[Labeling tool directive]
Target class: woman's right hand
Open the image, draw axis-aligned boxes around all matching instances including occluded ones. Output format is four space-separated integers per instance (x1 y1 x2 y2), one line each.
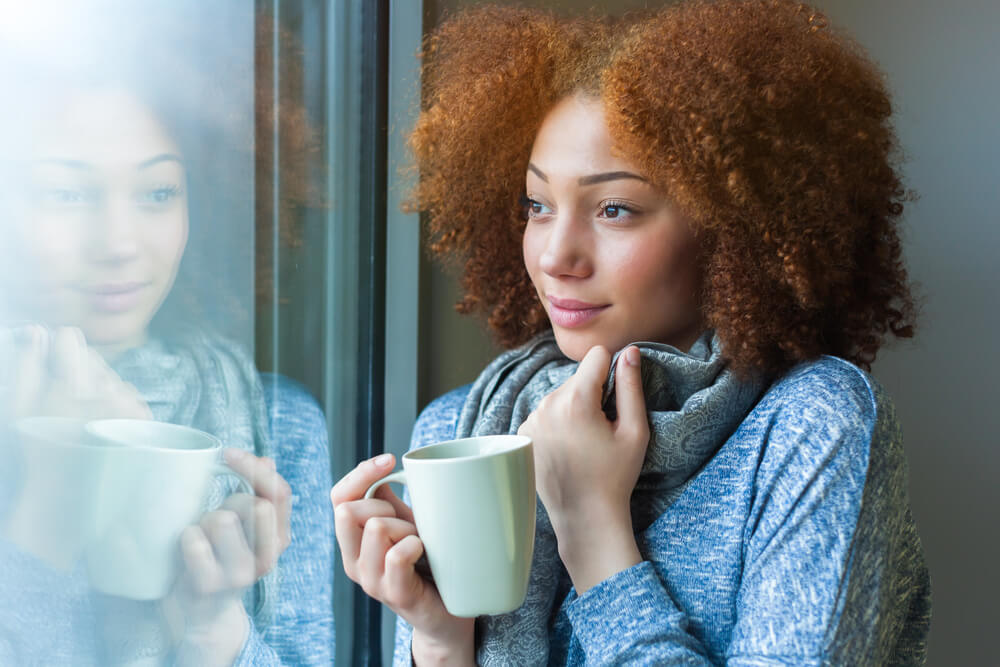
1 325 151 421
331 455 475 666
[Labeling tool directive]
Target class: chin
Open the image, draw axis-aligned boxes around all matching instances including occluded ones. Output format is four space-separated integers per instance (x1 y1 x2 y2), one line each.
551 329 620 363
81 318 147 349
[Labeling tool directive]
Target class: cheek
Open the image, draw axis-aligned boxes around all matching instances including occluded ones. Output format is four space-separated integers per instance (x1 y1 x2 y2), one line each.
149 210 189 270
522 226 543 287
614 233 698 304
18 215 89 279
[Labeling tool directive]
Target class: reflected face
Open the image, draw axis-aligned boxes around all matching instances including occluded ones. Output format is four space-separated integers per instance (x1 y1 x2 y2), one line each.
523 95 702 362
11 89 188 349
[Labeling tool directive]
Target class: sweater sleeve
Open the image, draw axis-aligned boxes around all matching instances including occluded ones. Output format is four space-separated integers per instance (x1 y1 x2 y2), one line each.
392 386 469 667
562 361 929 665
233 374 336 666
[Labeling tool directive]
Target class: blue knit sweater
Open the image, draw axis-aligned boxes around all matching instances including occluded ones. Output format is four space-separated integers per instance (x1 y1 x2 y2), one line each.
0 375 335 665
394 356 931 665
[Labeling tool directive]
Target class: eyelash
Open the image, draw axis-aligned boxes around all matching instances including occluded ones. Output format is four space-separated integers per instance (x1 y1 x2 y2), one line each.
522 195 551 219
597 199 637 220
139 184 182 205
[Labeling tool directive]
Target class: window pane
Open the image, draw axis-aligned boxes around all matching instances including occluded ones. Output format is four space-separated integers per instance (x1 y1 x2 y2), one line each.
0 1 386 663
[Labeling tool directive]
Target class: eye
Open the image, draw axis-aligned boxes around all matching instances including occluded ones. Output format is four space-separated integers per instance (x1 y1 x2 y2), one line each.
522 196 552 219
38 188 94 206
598 200 636 220
138 185 182 205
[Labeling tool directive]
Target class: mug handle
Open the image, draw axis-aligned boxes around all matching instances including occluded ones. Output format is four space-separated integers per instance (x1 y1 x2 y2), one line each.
210 463 254 496
362 471 433 579
364 471 407 499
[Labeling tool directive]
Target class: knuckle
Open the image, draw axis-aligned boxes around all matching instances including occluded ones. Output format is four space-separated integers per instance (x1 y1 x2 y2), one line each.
366 516 390 537
253 497 276 522
205 509 241 535
275 478 293 504
231 562 257 589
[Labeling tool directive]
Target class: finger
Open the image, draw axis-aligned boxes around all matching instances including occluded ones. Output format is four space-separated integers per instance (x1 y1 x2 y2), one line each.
114 381 153 419
372 483 414 524
383 534 429 610
333 498 400 578
223 449 284 499
179 525 226 595
200 509 256 590
49 327 89 396
614 346 649 444
222 493 282 576
573 345 613 402
9 325 48 417
357 516 418 592
223 449 292 541
330 453 396 506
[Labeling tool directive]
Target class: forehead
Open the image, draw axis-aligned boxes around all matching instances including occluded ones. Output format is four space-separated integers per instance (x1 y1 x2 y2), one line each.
28 89 180 168
528 95 636 178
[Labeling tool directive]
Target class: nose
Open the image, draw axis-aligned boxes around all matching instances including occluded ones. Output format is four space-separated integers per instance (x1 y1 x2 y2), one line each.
87 194 140 263
538 212 593 279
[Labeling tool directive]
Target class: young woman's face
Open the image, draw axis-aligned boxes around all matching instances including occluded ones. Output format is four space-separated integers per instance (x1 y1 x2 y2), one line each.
10 89 188 352
523 95 702 362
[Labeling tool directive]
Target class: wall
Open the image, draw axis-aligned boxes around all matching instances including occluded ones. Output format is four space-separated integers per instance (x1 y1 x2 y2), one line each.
821 1 1000 663
417 0 1000 662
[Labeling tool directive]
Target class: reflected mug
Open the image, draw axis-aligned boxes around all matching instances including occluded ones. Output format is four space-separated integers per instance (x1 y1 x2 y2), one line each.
81 419 252 600
365 434 535 617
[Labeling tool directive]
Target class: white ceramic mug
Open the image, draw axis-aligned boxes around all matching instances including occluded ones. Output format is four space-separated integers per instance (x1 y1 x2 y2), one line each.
365 434 535 617
5 417 105 571
81 419 252 600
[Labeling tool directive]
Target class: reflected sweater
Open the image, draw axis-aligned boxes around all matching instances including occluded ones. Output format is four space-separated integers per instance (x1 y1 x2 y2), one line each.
0 375 335 666
394 357 931 665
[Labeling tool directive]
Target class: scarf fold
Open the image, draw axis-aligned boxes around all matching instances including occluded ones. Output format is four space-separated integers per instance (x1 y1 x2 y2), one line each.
457 331 767 666
98 330 276 665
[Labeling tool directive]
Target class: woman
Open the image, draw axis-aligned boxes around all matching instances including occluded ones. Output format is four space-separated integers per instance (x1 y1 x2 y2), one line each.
333 1 931 665
0 8 333 666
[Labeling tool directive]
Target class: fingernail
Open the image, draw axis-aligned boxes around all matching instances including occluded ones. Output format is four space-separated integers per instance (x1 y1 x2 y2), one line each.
625 346 640 366
374 453 393 468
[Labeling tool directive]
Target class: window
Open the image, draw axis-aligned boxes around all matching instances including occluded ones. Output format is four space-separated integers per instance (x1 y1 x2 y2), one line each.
0 0 418 663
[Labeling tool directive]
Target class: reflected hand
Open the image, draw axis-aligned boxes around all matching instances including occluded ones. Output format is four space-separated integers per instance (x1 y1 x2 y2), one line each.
332 455 475 665
163 449 292 667
1 325 150 421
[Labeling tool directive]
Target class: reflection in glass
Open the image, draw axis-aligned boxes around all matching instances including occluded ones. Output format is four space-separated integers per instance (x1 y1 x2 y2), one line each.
0 2 334 664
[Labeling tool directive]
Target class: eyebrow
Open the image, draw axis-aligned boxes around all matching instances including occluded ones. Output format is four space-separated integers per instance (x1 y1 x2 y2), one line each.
527 162 647 186
36 159 93 171
137 153 184 169
34 154 184 170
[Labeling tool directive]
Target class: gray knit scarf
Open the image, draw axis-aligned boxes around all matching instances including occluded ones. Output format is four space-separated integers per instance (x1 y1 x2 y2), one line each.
457 331 767 666
96 330 275 665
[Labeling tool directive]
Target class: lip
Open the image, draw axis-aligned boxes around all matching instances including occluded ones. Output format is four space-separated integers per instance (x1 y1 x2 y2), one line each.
546 295 609 328
83 282 151 314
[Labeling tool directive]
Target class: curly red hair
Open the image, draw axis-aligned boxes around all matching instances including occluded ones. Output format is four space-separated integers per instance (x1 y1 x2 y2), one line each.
408 0 916 375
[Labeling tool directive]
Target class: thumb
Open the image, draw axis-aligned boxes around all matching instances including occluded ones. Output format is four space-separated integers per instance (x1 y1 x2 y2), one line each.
614 346 648 442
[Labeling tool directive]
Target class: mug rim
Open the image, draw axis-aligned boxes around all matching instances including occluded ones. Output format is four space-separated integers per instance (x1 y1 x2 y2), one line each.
13 415 107 448
402 434 531 464
84 418 222 452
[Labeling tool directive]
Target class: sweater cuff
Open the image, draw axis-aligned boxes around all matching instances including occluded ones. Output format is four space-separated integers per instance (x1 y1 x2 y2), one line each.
564 561 687 662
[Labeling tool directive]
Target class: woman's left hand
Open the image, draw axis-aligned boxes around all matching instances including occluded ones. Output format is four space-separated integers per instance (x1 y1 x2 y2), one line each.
162 448 293 667
517 345 649 594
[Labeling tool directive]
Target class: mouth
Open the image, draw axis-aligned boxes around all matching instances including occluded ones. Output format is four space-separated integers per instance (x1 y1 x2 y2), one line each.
546 296 610 329
83 282 152 314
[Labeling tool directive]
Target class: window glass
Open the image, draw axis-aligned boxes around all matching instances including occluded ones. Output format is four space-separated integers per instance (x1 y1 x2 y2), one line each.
0 1 397 663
